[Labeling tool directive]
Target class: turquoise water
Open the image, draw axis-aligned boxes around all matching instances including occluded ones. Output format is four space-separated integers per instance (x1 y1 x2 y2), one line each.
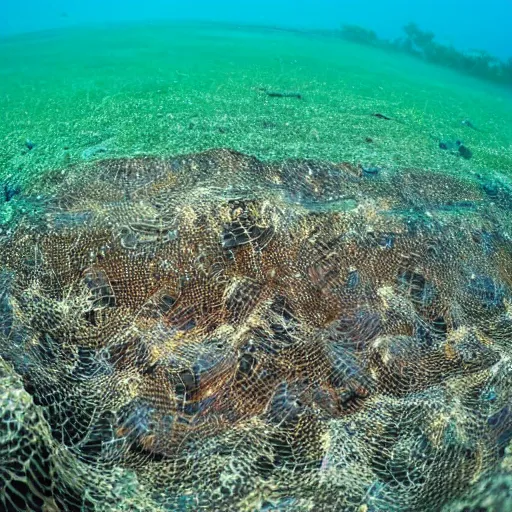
3 1 512 59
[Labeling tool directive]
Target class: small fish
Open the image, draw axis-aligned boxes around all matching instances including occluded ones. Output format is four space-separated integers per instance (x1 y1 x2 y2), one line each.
265 91 302 99
461 119 480 131
438 139 472 159
362 166 381 176
372 113 391 120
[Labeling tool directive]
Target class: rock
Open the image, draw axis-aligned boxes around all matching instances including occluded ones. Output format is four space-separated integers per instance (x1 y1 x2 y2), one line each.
483 181 499 197
458 144 472 159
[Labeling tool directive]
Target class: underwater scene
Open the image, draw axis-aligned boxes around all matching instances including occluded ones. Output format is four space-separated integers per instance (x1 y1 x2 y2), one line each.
1 1 512 511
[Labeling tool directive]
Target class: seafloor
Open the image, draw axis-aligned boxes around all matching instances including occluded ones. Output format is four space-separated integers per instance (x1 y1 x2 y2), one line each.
1 21 512 512
1 22 512 189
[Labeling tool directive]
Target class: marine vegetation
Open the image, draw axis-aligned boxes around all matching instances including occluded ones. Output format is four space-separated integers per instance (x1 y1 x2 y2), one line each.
340 22 512 88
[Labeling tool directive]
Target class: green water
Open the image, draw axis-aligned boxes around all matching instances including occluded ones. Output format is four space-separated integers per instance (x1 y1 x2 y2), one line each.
2 22 512 188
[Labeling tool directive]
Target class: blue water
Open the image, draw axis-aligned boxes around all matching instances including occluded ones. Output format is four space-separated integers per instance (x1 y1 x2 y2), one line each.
2 0 511 60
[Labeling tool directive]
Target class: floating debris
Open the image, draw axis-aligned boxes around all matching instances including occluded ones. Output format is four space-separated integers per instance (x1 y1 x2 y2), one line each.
25 139 35 150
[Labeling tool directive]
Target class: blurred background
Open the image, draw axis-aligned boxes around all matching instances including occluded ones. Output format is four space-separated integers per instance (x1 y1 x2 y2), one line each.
2 0 511 59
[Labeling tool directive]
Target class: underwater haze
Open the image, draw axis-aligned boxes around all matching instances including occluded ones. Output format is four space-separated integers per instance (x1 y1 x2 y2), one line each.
1 1 512 512
2 0 512 59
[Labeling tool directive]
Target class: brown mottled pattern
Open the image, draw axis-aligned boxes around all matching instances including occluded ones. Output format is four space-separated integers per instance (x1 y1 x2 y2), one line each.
0 149 511 511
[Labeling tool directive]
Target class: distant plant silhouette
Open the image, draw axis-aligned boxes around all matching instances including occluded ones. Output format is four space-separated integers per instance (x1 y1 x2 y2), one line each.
339 25 379 46
340 22 512 88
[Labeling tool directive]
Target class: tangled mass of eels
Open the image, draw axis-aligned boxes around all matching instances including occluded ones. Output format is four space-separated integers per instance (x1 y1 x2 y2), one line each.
0 148 511 511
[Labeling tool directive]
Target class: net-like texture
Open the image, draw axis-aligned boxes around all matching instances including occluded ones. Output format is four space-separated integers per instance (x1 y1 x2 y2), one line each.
1 148 511 511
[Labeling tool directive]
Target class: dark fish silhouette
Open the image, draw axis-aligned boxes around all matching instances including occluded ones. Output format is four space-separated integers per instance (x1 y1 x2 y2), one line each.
256 87 302 99
462 119 480 131
362 166 381 176
265 91 302 99
438 139 472 159
372 113 391 120
458 144 472 159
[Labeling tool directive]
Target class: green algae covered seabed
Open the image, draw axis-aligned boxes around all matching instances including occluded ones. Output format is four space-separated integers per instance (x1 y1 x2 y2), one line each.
1 22 512 194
